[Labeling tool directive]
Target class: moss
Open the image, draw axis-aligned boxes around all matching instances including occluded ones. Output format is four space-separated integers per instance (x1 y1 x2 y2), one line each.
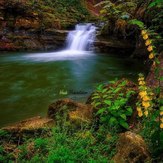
2 0 91 32
0 127 117 162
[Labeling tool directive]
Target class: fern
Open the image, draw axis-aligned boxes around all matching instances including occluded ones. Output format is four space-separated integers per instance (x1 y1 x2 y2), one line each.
128 19 145 29
148 0 163 8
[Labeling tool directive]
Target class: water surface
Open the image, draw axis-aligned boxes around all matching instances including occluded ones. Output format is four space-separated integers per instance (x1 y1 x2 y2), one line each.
0 51 144 127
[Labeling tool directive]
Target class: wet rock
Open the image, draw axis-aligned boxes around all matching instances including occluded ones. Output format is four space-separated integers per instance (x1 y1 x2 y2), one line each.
44 29 69 36
95 37 135 49
15 18 40 29
131 36 148 59
113 131 151 163
23 39 42 50
0 42 20 51
94 36 135 54
2 116 54 133
48 98 93 126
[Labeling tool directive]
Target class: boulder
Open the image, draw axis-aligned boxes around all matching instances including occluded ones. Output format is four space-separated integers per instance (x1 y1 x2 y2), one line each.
2 116 54 133
48 98 93 126
113 131 151 163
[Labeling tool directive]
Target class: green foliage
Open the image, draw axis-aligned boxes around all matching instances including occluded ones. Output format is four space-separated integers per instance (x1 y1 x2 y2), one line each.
18 145 28 161
0 130 14 162
0 146 5 162
0 130 8 137
9 127 118 162
34 138 48 153
96 0 137 20
148 0 163 8
96 0 140 37
47 127 117 162
128 19 145 29
92 80 135 130
140 109 163 159
23 0 90 30
30 154 43 163
48 0 89 15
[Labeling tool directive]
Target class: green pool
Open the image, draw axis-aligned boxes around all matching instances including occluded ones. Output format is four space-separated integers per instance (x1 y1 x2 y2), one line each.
0 51 144 127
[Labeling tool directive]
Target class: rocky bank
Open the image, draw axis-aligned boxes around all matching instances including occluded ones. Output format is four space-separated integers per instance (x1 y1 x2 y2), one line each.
0 0 91 51
0 0 136 53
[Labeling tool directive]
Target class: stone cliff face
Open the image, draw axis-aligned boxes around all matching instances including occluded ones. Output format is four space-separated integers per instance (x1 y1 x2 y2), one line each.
0 0 90 51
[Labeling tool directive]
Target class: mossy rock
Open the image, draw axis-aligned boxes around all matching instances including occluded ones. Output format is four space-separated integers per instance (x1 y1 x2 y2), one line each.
113 131 151 163
48 98 93 128
2 116 54 133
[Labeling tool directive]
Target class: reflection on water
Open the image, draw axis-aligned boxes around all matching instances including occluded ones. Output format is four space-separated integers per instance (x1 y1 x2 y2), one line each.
0 51 144 127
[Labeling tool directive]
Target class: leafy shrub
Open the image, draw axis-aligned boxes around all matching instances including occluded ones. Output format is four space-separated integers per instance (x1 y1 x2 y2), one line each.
0 130 8 137
140 113 163 160
128 19 145 29
47 0 89 16
91 79 135 130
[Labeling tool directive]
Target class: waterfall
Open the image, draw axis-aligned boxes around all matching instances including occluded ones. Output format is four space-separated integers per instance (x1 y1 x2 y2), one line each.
21 24 96 62
66 23 96 51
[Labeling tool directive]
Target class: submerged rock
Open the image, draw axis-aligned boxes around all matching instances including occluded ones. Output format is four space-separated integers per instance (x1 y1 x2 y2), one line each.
113 131 151 163
48 98 93 127
94 36 135 54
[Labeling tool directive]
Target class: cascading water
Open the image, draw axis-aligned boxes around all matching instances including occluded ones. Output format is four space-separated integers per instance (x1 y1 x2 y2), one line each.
20 23 96 61
66 23 96 51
